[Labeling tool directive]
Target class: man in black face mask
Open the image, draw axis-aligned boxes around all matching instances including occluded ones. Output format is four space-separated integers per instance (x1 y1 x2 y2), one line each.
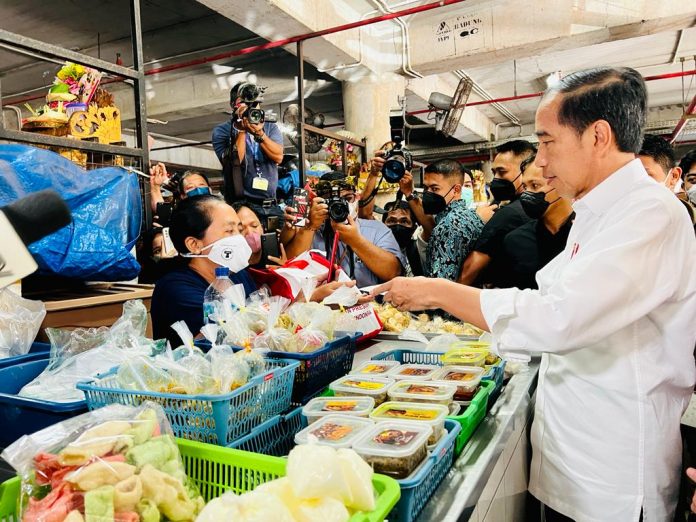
458 139 536 287
383 200 423 277
401 160 483 281
502 153 575 289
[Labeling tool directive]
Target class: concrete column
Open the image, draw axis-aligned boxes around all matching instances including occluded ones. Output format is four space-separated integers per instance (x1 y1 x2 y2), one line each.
342 75 406 155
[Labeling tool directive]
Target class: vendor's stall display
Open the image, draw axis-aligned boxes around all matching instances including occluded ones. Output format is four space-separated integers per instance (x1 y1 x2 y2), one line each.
369 402 448 447
302 397 375 424
372 303 482 338
1 403 205 522
386 364 439 382
430 366 484 402
330 376 395 405
350 360 400 377
294 415 374 449
351 422 432 480
387 381 456 407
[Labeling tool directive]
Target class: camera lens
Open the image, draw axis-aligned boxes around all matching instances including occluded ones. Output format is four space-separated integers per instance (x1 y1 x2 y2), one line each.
383 156 406 183
328 198 350 223
246 108 265 124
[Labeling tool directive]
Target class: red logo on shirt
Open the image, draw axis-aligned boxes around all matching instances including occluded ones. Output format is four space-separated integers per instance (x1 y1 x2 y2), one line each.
571 243 580 258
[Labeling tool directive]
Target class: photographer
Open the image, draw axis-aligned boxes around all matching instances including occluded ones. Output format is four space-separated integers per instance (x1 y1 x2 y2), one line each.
212 82 284 225
284 171 405 287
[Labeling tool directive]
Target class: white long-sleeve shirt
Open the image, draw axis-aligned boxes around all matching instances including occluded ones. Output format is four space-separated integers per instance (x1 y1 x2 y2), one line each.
480 159 696 522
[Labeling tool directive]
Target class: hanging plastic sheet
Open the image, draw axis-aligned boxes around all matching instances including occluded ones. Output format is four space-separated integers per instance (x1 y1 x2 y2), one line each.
0 144 142 280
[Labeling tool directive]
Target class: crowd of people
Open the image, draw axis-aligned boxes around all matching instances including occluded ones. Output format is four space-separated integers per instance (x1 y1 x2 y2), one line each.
133 68 696 521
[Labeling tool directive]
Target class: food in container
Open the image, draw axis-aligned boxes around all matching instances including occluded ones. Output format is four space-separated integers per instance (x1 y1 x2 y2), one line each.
441 347 487 367
431 365 484 401
330 375 395 405
370 401 448 445
387 363 439 381
387 380 456 406
295 414 373 448
448 402 462 416
351 360 400 376
302 396 375 424
352 421 432 479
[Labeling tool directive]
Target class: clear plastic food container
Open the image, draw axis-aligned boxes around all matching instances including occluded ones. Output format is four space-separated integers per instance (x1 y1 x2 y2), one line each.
302 396 375 424
352 421 432 479
330 375 395 405
441 347 487 367
431 365 484 401
387 380 456 406
294 414 374 448
351 360 401 376
387 363 439 381
369 401 448 445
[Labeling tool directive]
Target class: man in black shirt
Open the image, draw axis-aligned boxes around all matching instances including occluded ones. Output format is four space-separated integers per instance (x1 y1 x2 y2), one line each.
458 139 536 287
502 153 574 289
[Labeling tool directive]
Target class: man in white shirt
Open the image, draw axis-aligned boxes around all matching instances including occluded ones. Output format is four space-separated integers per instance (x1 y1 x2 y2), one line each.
371 67 696 521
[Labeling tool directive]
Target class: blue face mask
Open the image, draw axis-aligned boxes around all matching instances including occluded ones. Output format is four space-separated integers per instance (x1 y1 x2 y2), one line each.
461 187 474 208
185 186 211 198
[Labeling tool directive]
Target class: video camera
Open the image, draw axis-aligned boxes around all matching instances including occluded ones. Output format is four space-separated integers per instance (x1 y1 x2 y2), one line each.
234 82 277 124
382 138 413 183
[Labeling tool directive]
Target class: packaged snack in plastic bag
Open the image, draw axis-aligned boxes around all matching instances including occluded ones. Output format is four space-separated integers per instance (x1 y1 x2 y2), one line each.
287 302 336 339
242 287 272 334
19 301 163 402
252 296 294 352
116 355 177 393
234 346 266 378
0 288 46 359
202 325 250 392
1 402 205 522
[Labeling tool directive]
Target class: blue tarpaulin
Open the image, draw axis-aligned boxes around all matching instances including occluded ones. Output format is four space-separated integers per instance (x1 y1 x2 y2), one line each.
0 144 142 281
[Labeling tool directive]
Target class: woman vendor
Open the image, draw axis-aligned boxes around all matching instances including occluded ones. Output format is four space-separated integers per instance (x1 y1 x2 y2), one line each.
151 195 350 345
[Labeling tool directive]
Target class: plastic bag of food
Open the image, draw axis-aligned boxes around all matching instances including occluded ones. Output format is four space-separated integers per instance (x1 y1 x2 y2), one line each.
234 347 266 378
242 287 272 334
0 288 46 359
252 296 294 352
213 300 254 349
19 301 163 402
1 402 205 522
116 355 177 393
202 324 250 392
321 284 362 308
287 302 336 339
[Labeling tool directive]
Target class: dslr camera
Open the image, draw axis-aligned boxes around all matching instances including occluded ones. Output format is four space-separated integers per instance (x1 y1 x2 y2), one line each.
382 138 413 183
326 185 350 223
235 82 277 125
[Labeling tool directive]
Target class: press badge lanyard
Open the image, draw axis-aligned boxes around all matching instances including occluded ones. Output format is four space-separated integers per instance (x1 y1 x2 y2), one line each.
247 136 268 193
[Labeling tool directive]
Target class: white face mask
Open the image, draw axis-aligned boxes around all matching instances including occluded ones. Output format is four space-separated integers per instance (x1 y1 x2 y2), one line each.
182 234 251 273
687 185 696 206
349 200 359 221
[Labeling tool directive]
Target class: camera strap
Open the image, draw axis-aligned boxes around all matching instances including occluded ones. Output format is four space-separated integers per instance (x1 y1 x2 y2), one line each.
358 175 384 207
221 123 246 204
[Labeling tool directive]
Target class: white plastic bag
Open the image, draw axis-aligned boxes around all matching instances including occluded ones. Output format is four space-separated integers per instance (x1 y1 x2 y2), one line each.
0 288 46 358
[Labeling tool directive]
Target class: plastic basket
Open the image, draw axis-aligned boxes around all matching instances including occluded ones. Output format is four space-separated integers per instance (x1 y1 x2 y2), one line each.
77 359 299 446
0 355 87 448
390 419 461 522
483 359 506 407
266 334 357 405
0 437 401 522
0 342 51 370
450 380 492 456
229 406 307 456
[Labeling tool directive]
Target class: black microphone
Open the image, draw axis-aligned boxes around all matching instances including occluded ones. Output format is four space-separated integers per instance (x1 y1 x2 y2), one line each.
0 190 72 245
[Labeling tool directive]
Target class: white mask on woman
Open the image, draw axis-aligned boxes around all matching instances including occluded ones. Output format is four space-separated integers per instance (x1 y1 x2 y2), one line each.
182 234 251 273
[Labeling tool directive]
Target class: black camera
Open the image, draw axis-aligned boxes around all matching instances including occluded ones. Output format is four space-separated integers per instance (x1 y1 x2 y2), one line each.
326 185 350 223
236 82 266 124
382 138 413 183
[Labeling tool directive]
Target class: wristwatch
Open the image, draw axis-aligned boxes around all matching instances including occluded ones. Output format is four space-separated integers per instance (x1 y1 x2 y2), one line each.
405 193 419 202
253 132 265 143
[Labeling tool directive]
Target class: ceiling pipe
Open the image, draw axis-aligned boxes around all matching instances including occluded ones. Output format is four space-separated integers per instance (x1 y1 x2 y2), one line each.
669 93 696 144
406 69 696 115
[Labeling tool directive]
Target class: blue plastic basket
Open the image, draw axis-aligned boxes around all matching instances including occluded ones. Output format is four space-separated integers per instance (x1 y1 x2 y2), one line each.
228 406 307 456
0 354 87 448
77 359 299 446
0 342 52 370
390 419 462 522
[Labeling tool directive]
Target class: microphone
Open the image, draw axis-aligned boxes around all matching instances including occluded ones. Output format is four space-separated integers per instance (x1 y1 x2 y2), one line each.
0 190 72 290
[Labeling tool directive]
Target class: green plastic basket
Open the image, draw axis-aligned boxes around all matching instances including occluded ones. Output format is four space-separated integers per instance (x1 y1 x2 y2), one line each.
449 379 492 456
0 438 399 522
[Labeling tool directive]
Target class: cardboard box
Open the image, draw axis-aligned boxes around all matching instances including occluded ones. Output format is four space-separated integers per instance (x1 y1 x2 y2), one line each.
31 283 154 341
